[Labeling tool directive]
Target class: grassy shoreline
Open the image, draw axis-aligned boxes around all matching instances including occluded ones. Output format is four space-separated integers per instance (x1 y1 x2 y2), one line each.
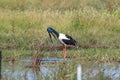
2 48 120 63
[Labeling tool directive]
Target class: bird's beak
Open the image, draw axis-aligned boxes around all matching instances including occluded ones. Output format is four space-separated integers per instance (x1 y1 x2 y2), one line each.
51 32 57 39
48 32 53 43
48 32 57 43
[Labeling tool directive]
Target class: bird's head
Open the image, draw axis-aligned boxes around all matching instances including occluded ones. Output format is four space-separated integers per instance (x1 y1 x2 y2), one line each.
47 27 59 43
47 27 53 33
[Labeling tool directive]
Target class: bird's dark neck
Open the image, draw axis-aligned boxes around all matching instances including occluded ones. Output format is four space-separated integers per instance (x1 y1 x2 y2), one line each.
52 29 59 37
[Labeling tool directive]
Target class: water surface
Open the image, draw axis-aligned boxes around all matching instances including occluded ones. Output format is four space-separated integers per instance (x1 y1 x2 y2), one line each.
2 58 120 80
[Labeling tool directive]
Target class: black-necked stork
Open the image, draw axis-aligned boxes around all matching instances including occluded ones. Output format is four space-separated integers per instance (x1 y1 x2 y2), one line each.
47 27 78 59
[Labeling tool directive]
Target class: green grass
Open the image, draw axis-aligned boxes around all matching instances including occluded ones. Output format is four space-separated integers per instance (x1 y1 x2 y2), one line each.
2 48 120 62
0 0 120 61
0 9 120 49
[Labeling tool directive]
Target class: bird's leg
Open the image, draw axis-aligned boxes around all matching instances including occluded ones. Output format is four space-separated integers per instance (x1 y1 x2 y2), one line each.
63 45 66 59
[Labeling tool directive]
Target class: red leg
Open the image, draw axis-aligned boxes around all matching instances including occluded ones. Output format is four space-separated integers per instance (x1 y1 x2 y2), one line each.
63 45 66 59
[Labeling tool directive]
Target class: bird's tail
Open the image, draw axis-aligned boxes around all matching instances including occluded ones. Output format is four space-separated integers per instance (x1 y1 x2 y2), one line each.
74 40 79 47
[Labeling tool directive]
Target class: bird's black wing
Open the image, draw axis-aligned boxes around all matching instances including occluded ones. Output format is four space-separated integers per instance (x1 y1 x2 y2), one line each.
65 34 74 40
62 34 77 46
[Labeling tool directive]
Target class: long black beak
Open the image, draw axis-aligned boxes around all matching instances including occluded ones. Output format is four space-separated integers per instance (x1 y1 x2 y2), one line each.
48 32 57 43
51 32 57 39
48 32 53 43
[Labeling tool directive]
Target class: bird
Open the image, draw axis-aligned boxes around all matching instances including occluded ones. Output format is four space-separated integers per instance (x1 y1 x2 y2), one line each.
47 27 78 59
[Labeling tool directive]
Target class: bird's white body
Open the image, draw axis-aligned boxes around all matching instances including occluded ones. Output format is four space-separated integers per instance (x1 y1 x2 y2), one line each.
58 33 69 45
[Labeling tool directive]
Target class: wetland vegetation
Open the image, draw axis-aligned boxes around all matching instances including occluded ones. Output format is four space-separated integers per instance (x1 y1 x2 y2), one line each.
0 0 120 62
0 0 120 80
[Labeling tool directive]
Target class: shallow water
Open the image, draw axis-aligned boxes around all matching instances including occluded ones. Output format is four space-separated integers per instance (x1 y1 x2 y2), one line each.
1 58 120 80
